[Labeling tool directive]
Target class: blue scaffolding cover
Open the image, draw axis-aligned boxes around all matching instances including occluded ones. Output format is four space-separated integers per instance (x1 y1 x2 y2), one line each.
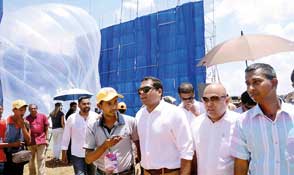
99 1 206 116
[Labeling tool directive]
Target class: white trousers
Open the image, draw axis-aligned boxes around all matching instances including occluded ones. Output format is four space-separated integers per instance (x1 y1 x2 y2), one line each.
51 128 63 159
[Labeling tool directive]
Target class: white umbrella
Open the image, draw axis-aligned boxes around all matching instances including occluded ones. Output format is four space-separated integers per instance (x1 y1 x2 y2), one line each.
197 34 294 67
53 88 93 101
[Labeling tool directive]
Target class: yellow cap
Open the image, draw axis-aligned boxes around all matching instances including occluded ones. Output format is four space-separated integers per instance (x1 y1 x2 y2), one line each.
118 102 127 110
12 99 28 109
96 87 123 104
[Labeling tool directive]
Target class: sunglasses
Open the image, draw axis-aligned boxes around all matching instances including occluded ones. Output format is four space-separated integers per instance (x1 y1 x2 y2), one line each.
202 95 227 103
181 96 194 101
137 86 154 95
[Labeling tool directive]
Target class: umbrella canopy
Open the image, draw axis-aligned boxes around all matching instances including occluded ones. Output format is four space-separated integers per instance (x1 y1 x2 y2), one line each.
197 34 294 67
53 88 93 101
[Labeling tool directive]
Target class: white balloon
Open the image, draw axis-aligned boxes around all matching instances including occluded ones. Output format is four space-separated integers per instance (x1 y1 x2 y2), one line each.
0 3 101 117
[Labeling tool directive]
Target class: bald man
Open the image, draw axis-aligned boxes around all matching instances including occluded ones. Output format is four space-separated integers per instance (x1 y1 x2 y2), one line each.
191 83 240 175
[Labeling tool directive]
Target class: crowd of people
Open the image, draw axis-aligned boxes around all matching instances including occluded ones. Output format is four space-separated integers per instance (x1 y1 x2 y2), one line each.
0 63 293 175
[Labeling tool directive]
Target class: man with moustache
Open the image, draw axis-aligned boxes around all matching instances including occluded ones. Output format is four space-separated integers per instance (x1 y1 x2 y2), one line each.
61 96 98 175
231 63 294 175
136 76 193 175
191 83 239 175
84 87 139 175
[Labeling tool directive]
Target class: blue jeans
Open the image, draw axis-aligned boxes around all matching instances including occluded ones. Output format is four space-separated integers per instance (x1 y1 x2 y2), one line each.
71 155 96 175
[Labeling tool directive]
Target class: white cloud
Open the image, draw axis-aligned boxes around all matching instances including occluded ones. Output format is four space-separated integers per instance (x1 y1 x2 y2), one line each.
215 0 294 25
211 0 294 96
215 52 294 96
115 0 155 22
262 23 294 41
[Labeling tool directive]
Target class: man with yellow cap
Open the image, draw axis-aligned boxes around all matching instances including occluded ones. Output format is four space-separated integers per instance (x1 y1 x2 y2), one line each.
3 99 31 175
84 87 139 175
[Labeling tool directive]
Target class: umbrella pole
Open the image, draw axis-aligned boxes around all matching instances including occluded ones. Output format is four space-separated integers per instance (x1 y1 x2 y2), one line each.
241 30 249 68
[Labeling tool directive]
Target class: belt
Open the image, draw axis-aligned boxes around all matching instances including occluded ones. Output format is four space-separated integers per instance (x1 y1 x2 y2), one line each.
97 166 134 175
144 168 180 175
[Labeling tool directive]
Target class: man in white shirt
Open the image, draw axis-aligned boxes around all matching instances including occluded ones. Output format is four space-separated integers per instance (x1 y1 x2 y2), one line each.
61 96 98 175
136 76 194 175
178 82 205 123
191 83 239 175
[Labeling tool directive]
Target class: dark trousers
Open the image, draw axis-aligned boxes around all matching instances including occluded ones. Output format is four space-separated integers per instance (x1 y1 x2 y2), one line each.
3 161 24 175
67 140 72 163
0 163 4 175
71 155 96 175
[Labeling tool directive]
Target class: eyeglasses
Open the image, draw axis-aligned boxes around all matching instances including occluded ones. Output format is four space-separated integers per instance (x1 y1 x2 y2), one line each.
137 86 154 95
202 95 227 103
181 96 194 101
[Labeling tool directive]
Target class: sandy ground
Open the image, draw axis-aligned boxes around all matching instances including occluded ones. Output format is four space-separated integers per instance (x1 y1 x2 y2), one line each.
23 149 74 175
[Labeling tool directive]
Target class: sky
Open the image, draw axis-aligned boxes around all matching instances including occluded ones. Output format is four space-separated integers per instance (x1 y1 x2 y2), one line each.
3 0 294 96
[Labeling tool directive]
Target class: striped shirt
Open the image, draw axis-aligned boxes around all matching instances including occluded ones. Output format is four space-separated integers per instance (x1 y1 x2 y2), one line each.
231 103 294 175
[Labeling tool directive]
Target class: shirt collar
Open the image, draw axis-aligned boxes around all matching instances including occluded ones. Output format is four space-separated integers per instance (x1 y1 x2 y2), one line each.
249 101 293 119
143 100 166 114
98 112 125 126
206 109 231 123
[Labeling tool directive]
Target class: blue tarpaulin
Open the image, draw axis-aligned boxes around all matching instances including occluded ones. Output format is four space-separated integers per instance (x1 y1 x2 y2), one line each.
99 1 206 116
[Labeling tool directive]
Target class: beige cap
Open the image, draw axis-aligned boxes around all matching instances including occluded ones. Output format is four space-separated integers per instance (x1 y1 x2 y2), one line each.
96 87 123 104
12 99 28 109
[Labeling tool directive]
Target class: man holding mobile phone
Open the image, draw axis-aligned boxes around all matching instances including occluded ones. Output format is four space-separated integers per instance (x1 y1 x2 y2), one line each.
84 87 139 175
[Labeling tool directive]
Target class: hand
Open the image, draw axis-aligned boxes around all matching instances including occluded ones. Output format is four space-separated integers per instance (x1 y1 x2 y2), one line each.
45 140 49 147
14 117 25 128
185 103 200 116
61 152 68 164
104 136 123 148
135 163 141 175
11 141 25 148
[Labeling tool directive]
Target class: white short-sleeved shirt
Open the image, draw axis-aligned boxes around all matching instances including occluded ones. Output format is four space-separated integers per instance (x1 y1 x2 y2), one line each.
191 110 239 175
136 100 194 169
83 113 138 172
